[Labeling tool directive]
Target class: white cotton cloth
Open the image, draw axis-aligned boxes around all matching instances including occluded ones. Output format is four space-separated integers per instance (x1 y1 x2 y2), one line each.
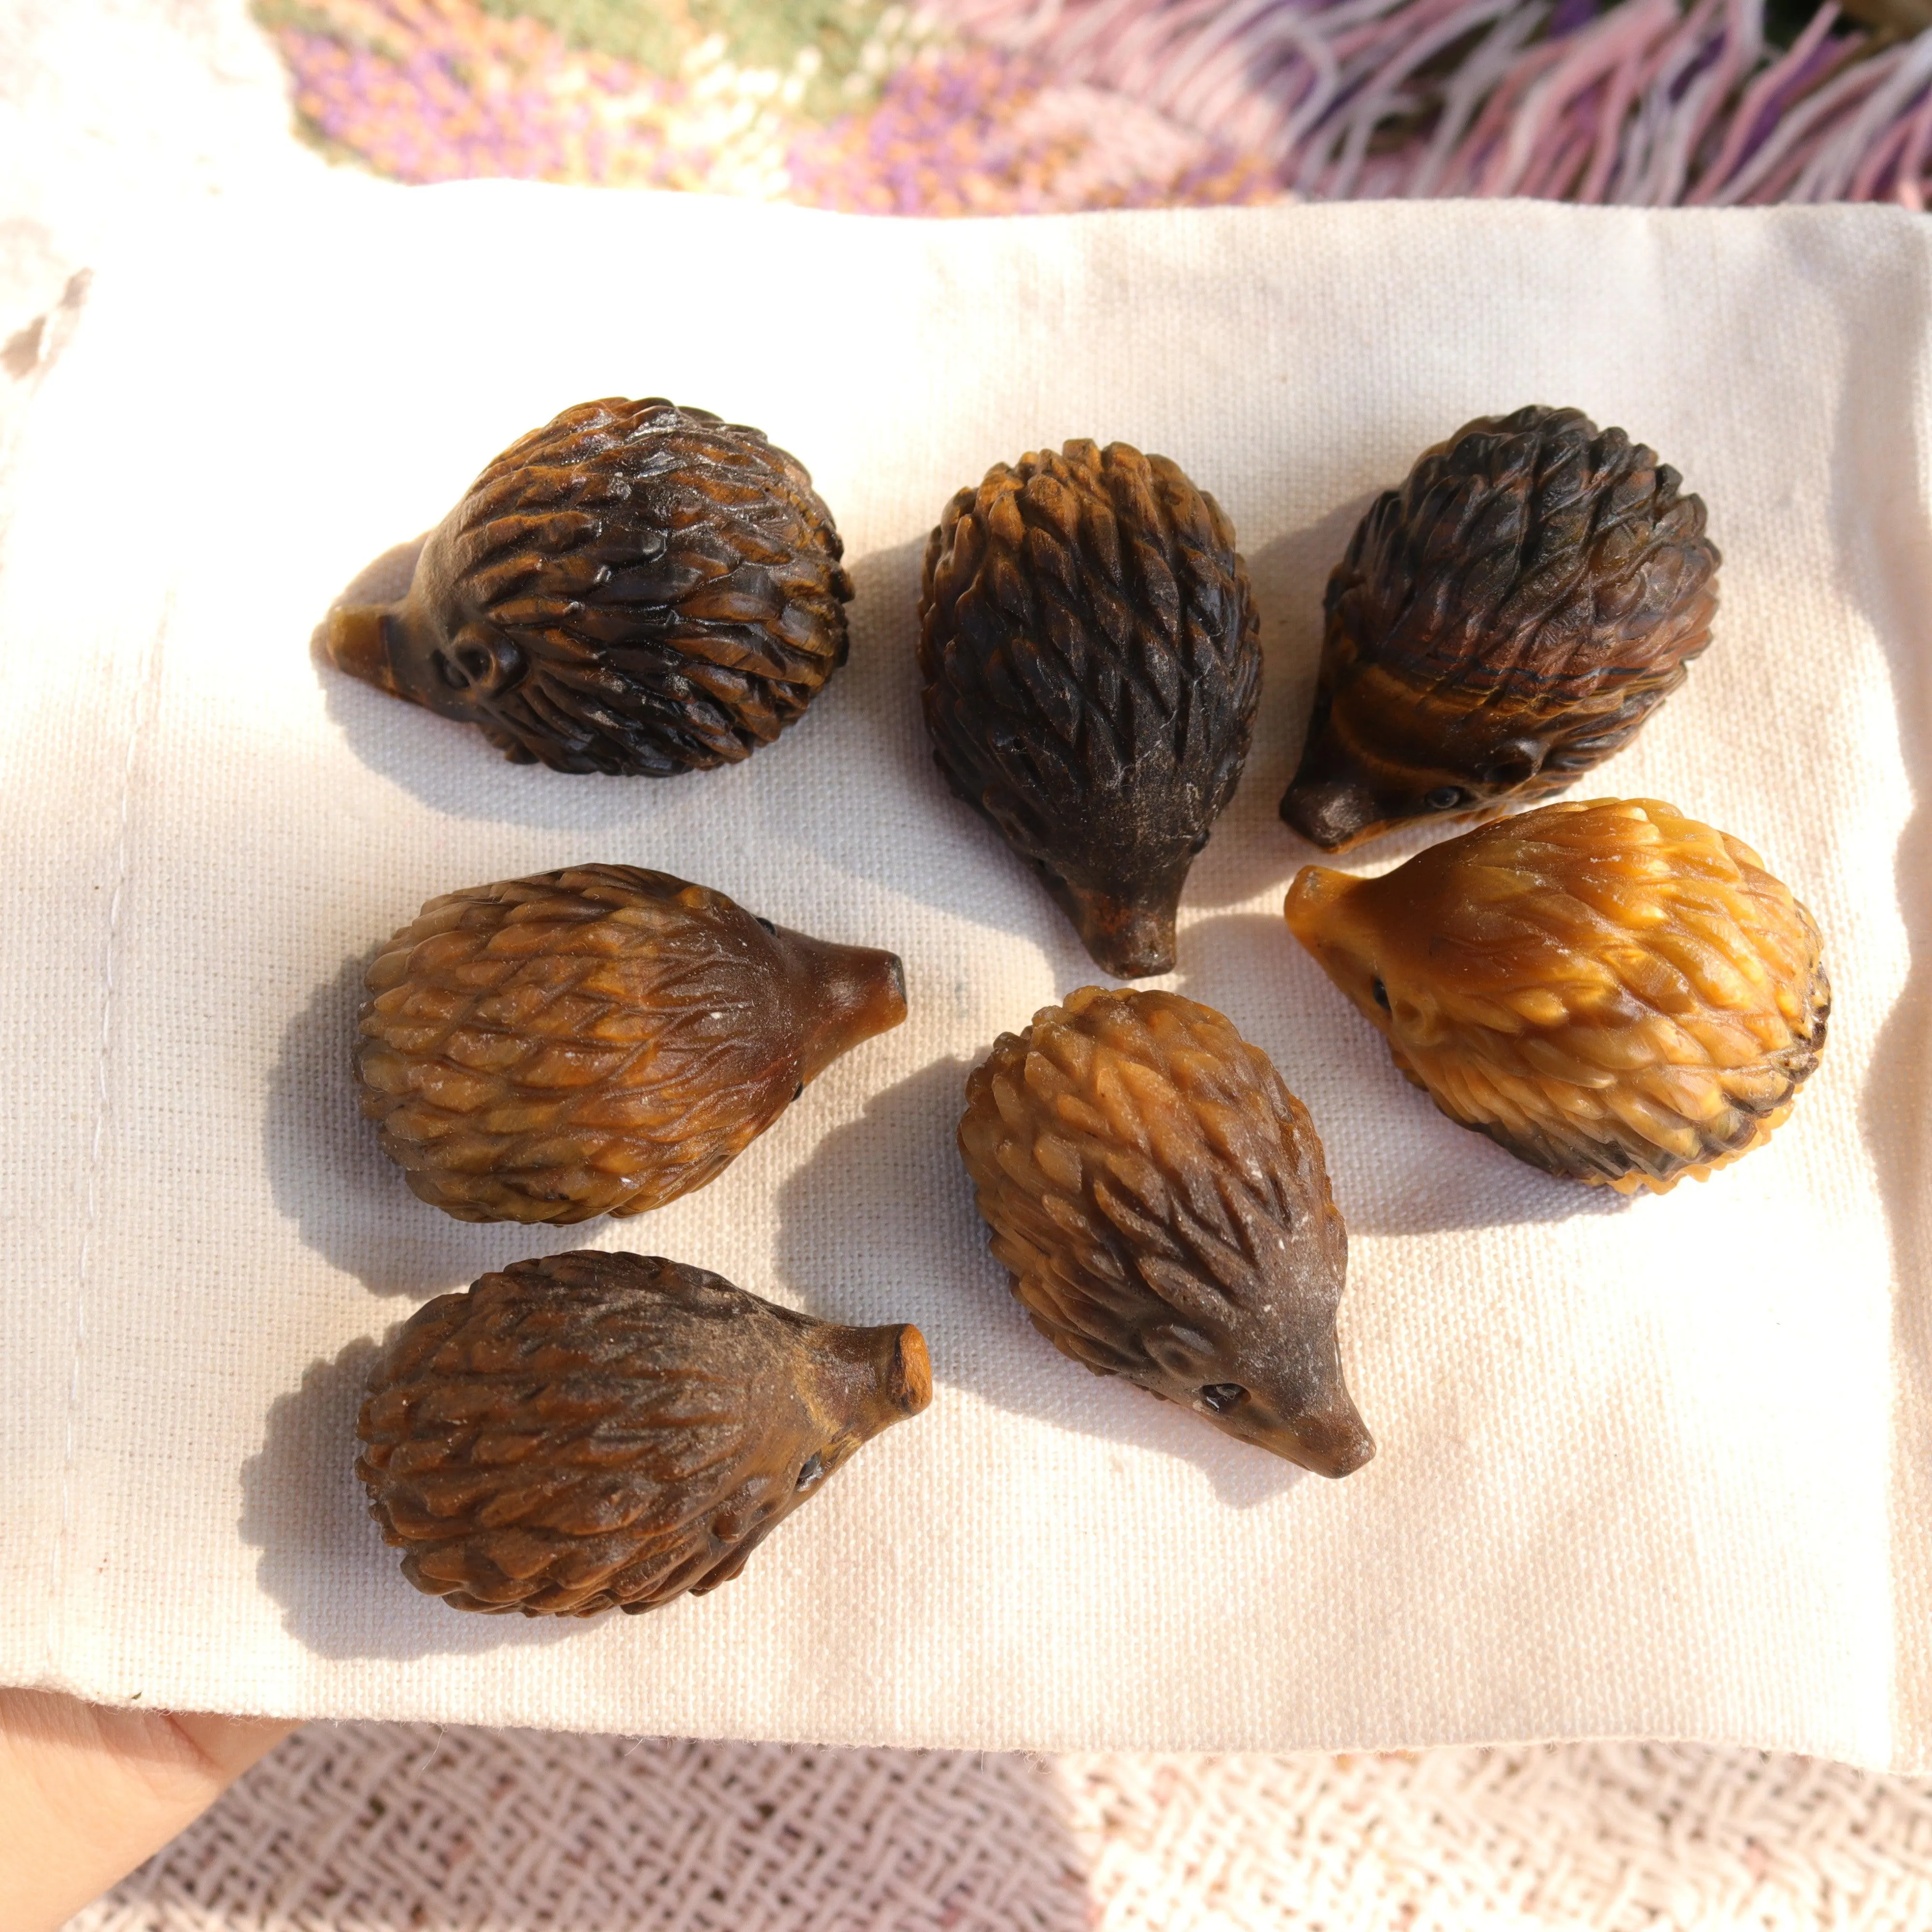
1 184 1927 1766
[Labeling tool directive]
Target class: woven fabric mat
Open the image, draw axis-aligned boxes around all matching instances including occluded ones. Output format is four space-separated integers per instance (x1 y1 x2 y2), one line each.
75 1728 1932 1928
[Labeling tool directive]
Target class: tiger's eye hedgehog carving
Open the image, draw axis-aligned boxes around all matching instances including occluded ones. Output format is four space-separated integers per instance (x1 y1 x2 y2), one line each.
324 397 852 774
1285 798 1828 1193
356 865 906 1223
1282 406 1719 852
920 440 1261 979
958 987 1373 1476
356 1249 931 1616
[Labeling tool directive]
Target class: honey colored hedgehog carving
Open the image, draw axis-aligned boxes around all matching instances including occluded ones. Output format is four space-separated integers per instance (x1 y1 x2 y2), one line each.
958 987 1373 1477
356 1250 931 1616
1285 799 1828 1193
356 865 906 1223
324 397 852 775
920 440 1261 979
1282 406 1719 852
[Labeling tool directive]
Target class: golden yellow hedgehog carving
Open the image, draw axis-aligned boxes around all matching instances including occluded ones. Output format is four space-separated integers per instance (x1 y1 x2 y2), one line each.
1284 798 1828 1194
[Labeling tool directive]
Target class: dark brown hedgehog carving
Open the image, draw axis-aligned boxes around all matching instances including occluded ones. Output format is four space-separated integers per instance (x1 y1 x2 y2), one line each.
958 987 1373 1477
920 440 1261 979
1285 798 1828 1193
356 1250 932 1616
1282 406 1719 852
356 865 906 1223
323 397 852 775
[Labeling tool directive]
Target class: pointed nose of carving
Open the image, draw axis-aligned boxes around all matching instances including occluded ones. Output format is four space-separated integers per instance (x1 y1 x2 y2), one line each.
1067 886 1177 980
322 604 403 696
782 936 909 1081
1280 775 1385 853
823 1321 933 1439
1289 1398 1376 1479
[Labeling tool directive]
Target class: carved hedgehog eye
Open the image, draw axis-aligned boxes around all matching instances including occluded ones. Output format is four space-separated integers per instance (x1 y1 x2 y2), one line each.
1371 978 1390 1011
1423 785 1466 811
753 915 776 934
792 1081 804 1101
1198 1383 1247 1414
795 1452 824 1489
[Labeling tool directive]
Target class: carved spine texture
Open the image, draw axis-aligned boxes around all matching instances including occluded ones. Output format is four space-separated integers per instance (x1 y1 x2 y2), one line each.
357 1250 931 1616
920 440 1261 979
1285 798 1828 1193
1283 406 1719 852
326 398 852 775
356 865 906 1224
959 987 1373 1477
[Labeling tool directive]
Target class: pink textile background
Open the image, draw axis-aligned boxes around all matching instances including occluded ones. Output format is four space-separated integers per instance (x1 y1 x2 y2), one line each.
262 0 1932 213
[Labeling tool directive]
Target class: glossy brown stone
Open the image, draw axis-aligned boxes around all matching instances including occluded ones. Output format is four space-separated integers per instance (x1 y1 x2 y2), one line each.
1285 798 1828 1193
919 440 1261 979
356 865 906 1223
356 1250 931 1616
958 987 1373 1477
1282 407 1719 852
324 397 851 775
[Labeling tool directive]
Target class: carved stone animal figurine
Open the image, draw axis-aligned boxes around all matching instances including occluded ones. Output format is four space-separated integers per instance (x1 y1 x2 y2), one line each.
324 397 852 774
958 987 1373 1477
920 439 1261 978
357 1249 932 1615
1285 798 1828 1193
1282 406 1719 852
356 865 906 1223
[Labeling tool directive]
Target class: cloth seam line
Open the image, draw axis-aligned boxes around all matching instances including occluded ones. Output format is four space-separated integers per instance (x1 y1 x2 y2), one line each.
43 592 170 1676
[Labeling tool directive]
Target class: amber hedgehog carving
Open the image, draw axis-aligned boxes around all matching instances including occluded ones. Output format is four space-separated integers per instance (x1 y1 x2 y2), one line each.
325 397 852 774
1286 798 1828 1193
959 987 1373 1477
1283 406 1719 852
920 440 1261 979
357 1250 931 1616
356 865 906 1224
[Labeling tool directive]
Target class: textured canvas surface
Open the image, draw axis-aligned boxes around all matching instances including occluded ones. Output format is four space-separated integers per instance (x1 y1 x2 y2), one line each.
1 185 1928 1762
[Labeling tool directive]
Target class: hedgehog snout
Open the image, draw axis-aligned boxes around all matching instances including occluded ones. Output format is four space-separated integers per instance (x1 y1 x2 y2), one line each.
1231 1355 1375 1477
1280 774 1386 853
1282 1400 1376 1479
811 1321 934 1446
780 933 910 1082
1073 894 1176 980
323 604 404 697
1284 871 1389 1028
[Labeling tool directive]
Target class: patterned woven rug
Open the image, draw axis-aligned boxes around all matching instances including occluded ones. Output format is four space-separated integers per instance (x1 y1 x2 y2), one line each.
74 1726 1932 1928
263 0 1932 211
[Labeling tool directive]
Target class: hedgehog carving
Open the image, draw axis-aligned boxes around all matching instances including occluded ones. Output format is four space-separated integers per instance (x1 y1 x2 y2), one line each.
324 397 852 774
356 865 906 1223
1282 406 1719 852
356 1250 932 1616
1285 798 1828 1193
958 987 1373 1477
920 439 1262 979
